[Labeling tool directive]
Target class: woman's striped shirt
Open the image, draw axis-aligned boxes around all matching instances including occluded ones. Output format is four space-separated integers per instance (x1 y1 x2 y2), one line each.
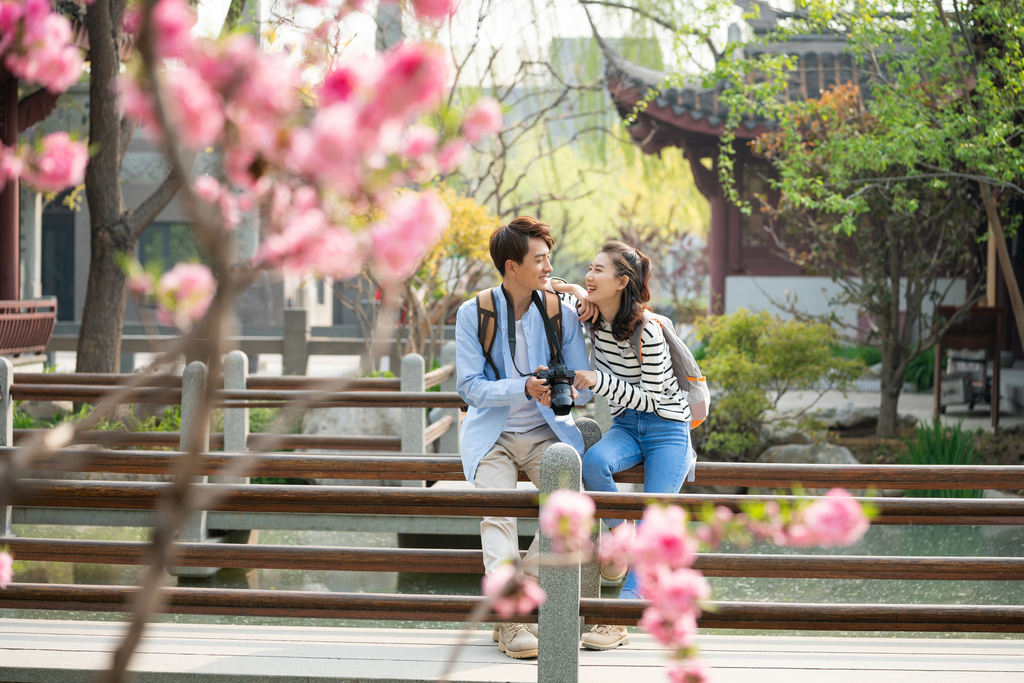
590 318 691 423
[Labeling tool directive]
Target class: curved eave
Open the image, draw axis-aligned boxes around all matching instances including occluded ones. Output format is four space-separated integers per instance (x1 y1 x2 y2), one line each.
607 73 773 144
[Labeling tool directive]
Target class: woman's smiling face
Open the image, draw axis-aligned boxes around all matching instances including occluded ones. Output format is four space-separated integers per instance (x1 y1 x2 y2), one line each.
584 251 627 305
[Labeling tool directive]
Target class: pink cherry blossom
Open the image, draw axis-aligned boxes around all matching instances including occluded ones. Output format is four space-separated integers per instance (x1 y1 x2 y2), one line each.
118 76 158 130
411 0 457 21
311 227 369 280
482 563 547 619
152 0 197 61
632 505 698 573
155 263 217 330
165 68 224 149
462 97 502 143
638 608 697 648
0 550 12 589
643 566 710 619
3 12 83 93
597 520 635 570
787 488 870 548
371 43 448 122
370 191 451 280
22 133 89 192
127 271 155 297
539 490 595 554
667 658 712 683
402 125 439 159
0 145 23 190
193 176 241 231
320 56 380 106
437 139 468 173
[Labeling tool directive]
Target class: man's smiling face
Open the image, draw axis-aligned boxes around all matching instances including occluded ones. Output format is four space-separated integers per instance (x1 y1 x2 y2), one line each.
507 237 553 291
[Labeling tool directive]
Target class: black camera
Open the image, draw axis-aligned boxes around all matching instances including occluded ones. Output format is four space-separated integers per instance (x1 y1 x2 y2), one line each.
534 363 576 416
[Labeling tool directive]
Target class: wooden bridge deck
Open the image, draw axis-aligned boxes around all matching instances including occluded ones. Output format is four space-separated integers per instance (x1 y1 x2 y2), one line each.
0 619 1021 683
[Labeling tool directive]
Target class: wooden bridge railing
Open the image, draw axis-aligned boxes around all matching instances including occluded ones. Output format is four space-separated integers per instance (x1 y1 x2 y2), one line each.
2 351 1024 682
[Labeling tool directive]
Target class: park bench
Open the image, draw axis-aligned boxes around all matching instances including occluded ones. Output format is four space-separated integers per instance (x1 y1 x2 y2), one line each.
1 352 1023 682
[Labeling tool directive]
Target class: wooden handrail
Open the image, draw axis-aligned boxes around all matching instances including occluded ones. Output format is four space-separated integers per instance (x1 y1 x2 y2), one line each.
12 433 403 451
1 584 1020 632
6 448 1023 489
10 385 467 408
9 480 1024 524
5 538 1022 581
581 599 1024 632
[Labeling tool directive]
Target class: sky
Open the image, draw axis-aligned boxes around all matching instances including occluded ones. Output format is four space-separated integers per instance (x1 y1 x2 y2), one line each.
193 0 745 85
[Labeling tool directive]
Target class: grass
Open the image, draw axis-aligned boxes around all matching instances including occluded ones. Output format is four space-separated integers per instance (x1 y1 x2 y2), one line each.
900 418 984 498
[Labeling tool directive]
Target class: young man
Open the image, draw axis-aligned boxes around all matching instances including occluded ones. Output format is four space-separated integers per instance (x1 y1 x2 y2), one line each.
455 216 592 660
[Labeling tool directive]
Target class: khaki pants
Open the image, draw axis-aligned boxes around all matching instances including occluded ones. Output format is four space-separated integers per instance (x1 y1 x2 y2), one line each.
474 424 559 579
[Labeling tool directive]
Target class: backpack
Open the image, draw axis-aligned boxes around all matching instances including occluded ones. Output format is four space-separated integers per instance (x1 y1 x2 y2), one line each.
588 311 710 428
475 288 563 380
630 312 710 428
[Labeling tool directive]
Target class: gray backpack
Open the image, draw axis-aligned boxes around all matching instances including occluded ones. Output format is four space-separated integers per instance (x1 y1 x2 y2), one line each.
590 311 710 427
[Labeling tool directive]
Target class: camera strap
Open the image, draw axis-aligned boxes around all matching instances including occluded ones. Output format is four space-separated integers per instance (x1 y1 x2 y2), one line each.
532 290 565 365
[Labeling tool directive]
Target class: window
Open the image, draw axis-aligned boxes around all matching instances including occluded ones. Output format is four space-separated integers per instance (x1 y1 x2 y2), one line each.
137 222 209 272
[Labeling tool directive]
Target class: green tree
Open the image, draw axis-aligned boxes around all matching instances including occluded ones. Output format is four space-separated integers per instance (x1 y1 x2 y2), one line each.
702 0 1024 436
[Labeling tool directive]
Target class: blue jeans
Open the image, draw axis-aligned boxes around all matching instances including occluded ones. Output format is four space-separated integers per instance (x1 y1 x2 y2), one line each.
582 409 694 600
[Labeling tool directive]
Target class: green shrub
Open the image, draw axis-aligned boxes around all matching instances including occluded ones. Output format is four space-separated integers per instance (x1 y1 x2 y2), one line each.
832 344 882 367
904 348 935 392
695 309 864 460
901 418 983 498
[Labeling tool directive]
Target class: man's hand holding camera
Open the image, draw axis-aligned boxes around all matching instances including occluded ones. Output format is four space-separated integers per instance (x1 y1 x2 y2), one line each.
525 366 552 404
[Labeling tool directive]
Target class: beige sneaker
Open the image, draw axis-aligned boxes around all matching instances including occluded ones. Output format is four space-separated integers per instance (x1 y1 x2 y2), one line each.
493 623 539 659
581 624 629 651
492 623 538 640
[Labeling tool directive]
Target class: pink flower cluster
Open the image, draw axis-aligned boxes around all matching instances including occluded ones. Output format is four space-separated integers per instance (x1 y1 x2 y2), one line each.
481 563 547 619
538 489 596 554
120 0 502 282
0 550 12 589
0 132 89 194
0 0 84 93
783 489 871 548
154 263 217 330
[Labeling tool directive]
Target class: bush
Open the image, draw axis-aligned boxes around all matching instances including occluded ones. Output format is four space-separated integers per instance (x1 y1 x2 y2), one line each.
694 309 863 460
901 418 983 498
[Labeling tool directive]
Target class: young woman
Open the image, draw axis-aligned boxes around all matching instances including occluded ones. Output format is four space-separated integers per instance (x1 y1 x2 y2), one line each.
550 240 696 651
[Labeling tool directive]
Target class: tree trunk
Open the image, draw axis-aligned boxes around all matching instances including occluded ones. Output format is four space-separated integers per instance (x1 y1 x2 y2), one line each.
877 337 909 437
77 222 133 372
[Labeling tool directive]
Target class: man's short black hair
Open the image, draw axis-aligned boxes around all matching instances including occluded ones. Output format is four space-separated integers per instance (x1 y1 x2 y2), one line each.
489 216 553 275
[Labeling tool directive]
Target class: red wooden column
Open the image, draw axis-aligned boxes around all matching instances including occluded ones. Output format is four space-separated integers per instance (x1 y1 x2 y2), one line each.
0 67 18 301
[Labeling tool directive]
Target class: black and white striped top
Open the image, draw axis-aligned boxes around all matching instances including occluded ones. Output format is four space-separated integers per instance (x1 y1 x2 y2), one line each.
590 319 691 423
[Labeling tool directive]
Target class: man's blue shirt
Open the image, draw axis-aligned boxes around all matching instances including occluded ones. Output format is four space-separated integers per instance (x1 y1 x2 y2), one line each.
455 288 592 483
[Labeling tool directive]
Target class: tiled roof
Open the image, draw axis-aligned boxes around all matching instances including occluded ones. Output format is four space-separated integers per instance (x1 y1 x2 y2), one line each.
599 31 875 139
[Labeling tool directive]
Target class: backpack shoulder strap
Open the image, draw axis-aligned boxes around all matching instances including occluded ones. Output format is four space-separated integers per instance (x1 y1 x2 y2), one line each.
476 288 501 379
543 290 563 354
629 310 654 363
532 290 564 363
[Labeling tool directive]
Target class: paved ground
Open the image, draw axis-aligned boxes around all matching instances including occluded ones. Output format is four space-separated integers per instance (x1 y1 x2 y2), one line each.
1 619 1022 683
769 389 1024 433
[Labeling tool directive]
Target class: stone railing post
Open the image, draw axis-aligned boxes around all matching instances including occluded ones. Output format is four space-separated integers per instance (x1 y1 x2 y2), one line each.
438 341 459 455
282 308 309 376
171 361 216 577
401 353 425 487
573 417 603 607
220 350 249 480
538 442 582 683
1 358 12 536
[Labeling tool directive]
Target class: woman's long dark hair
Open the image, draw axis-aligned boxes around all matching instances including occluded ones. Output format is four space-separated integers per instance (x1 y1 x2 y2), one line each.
598 241 652 342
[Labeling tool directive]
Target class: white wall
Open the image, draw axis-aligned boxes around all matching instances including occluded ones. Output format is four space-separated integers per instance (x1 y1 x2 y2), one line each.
725 275 969 343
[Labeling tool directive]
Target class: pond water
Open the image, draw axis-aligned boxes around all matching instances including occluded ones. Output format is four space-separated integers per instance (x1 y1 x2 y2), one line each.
4 523 1023 638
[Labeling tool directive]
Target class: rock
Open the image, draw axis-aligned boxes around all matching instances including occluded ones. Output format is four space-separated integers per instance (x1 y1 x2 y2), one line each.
757 442 860 466
18 400 72 421
756 442 862 495
302 406 403 486
762 425 814 446
810 402 919 431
